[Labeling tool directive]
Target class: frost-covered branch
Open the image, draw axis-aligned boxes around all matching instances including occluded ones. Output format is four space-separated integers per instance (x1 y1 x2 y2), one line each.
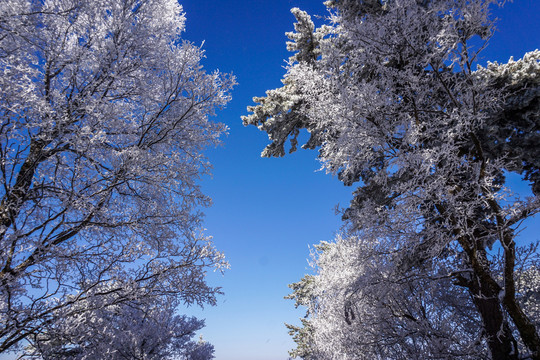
246 1 540 358
0 0 234 354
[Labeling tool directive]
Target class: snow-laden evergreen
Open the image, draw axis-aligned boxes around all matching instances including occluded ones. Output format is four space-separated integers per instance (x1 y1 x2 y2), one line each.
245 1 540 358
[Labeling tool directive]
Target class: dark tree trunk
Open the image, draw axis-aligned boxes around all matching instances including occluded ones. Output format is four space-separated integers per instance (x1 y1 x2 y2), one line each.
465 248 518 360
470 284 517 360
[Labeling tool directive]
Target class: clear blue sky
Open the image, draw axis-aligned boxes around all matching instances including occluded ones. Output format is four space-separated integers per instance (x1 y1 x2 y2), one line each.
177 1 540 360
0 2 538 360
179 2 351 359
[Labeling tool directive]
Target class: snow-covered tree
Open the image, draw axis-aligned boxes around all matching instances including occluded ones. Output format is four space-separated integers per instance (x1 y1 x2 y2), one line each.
287 235 489 359
287 236 540 360
0 0 233 354
244 1 540 359
24 297 215 360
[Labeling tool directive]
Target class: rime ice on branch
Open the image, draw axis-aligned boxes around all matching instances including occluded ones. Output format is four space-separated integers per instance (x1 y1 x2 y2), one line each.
0 0 234 355
244 1 540 359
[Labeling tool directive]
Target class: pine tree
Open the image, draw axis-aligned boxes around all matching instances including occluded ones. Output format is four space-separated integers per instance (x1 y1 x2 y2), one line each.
245 1 540 358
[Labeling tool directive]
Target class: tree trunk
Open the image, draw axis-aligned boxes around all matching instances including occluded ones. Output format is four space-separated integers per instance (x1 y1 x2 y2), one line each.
465 248 518 360
470 284 517 360
502 239 540 360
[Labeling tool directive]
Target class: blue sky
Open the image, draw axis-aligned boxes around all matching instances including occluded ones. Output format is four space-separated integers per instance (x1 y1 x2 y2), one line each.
179 1 351 359
0 1 538 360
177 1 540 360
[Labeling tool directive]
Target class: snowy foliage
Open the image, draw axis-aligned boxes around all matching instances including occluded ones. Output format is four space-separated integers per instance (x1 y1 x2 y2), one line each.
0 0 234 354
24 298 214 360
245 0 540 359
287 236 488 359
288 236 540 360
